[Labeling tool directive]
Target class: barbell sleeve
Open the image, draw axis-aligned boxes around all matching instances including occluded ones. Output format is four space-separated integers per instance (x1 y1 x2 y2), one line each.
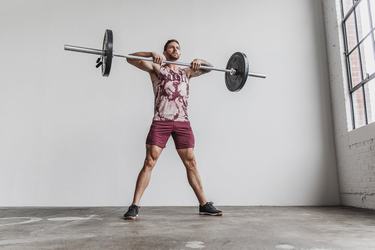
64 45 105 56
247 73 266 79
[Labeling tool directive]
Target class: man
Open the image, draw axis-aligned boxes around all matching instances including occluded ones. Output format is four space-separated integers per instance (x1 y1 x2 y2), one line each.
123 39 222 220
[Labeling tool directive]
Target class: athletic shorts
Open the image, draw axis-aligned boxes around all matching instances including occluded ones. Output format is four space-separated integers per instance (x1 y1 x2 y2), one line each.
146 120 195 149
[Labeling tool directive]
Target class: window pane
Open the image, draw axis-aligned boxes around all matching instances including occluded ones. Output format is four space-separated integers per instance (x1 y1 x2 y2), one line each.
359 35 375 78
342 0 354 16
352 87 367 128
349 48 363 87
345 12 359 52
356 0 372 41
365 78 375 123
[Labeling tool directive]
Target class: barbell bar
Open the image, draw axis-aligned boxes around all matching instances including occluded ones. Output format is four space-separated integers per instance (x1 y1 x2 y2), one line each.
64 29 266 92
64 44 265 78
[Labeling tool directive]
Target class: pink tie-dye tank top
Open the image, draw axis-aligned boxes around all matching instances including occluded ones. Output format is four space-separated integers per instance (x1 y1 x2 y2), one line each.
151 65 190 121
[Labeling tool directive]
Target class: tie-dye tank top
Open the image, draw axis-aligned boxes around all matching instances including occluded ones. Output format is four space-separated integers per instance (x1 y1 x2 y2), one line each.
151 65 190 121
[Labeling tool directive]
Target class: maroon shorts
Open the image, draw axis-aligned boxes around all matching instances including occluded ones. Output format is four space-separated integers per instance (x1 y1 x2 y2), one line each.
146 120 195 149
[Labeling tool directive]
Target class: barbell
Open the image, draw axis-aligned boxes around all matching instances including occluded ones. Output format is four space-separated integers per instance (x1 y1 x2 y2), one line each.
64 29 266 92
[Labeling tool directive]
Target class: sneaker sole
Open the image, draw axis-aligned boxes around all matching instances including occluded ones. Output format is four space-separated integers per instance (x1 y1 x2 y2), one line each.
123 215 138 220
199 212 223 216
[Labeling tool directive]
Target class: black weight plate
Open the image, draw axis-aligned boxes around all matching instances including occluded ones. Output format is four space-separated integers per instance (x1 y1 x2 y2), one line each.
101 29 113 77
225 52 249 92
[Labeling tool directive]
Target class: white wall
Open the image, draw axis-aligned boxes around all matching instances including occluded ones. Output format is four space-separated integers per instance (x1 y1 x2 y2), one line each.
0 0 339 206
323 0 375 210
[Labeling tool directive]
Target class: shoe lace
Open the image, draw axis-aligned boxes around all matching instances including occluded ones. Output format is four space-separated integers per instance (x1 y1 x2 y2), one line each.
130 204 139 213
206 201 215 209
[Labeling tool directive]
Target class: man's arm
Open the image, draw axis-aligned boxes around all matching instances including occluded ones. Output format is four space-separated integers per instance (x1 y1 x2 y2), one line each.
186 59 213 78
126 52 163 74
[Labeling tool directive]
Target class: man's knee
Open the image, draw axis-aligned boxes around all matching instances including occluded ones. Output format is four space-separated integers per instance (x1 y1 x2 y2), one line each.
183 156 197 171
143 147 161 170
143 155 158 169
143 146 161 170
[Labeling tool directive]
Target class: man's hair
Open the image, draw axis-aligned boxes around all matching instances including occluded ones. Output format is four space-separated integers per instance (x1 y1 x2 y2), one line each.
163 39 180 51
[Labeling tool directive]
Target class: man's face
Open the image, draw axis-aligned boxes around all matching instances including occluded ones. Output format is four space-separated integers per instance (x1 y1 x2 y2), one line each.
164 41 181 61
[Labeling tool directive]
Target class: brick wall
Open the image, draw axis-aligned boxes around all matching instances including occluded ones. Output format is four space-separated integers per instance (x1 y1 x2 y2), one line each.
341 135 375 208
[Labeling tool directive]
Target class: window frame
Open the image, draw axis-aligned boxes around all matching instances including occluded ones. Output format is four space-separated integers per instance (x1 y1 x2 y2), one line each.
341 0 375 129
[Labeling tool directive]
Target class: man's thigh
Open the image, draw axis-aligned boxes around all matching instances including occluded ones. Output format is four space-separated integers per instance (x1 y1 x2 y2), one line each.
172 121 195 149
146 121 173 148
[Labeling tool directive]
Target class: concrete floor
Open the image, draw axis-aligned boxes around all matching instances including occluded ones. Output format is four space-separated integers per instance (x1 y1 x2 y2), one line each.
0 206 375 250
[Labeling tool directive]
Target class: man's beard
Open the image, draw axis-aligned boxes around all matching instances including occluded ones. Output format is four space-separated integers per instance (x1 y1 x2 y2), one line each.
168 54 179 61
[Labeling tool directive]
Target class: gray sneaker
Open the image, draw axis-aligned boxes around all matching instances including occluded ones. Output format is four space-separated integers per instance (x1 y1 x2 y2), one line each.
199 202 222 216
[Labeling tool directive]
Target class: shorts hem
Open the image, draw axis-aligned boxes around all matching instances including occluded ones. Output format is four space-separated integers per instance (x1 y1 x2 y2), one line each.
146 142 166 149
175 145 195 150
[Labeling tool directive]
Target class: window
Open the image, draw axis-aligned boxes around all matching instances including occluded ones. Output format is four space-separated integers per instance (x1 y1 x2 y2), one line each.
341 0 375 129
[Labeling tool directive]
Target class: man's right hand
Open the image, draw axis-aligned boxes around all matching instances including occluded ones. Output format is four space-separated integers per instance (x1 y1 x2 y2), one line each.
152 52 165 65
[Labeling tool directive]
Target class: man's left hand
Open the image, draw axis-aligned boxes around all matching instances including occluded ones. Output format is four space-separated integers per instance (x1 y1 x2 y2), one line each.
190 59 202 71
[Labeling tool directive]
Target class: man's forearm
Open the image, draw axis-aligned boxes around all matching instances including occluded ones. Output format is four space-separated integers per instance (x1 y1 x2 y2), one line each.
198 59 212 67
127 52 153 63
198 59 213 73
126 52 154 67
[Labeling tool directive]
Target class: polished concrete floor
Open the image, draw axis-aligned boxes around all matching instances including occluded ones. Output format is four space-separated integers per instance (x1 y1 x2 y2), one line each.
0 206 375 249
